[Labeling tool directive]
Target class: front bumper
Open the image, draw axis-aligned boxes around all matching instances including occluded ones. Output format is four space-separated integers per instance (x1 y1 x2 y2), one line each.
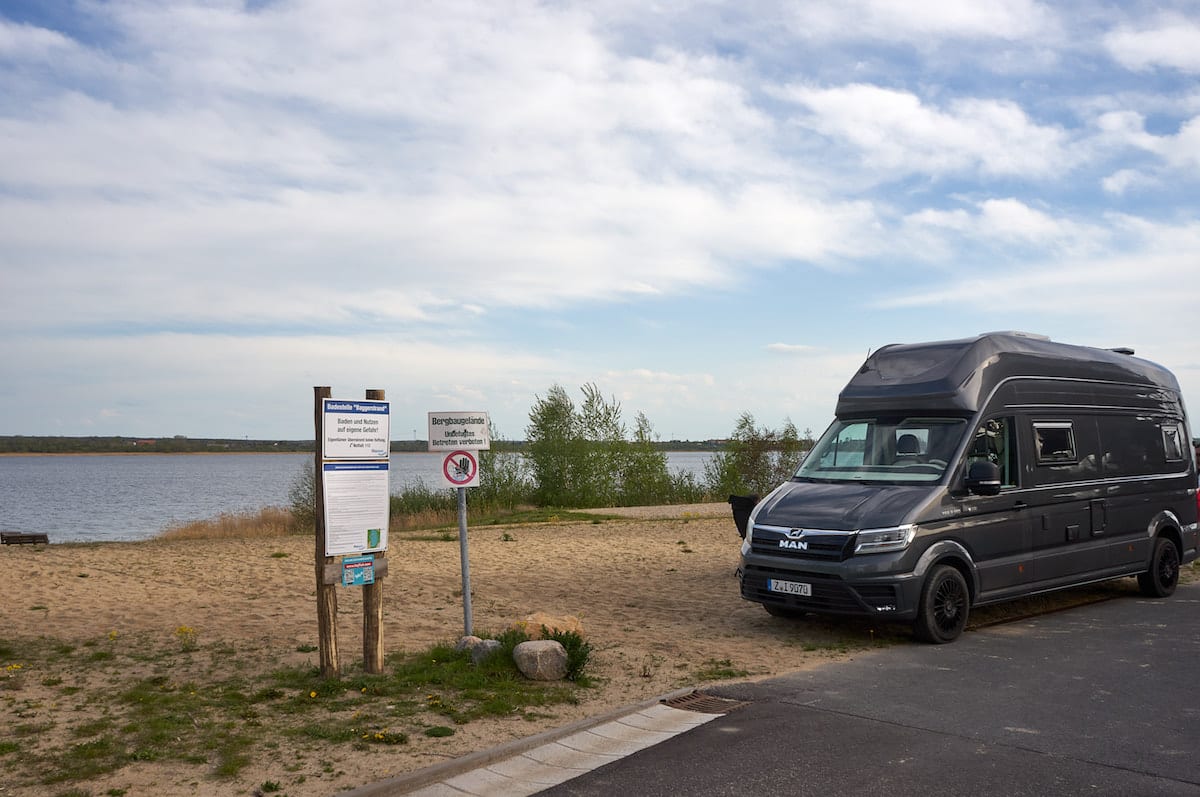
739 555 924 621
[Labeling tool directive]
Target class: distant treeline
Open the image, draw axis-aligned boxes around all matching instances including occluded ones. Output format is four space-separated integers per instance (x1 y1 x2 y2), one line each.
0 436 728 455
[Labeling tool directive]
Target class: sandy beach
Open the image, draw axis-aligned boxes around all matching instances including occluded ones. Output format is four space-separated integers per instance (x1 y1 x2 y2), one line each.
0 502 897 796
1 502 1153 797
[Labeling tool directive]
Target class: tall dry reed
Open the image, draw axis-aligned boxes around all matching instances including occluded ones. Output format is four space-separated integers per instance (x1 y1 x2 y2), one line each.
157 507 295 540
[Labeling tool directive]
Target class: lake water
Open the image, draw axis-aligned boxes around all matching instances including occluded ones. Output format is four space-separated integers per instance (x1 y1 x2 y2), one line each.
0 451 715 544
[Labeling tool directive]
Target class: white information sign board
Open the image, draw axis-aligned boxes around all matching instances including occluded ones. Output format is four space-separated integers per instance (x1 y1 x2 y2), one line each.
427 411 490 451
441 450 480 488
323 399 390 460
323 462 390 556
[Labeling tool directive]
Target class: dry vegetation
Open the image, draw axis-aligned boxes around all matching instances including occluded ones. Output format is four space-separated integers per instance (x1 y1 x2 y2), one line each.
157 507 295 541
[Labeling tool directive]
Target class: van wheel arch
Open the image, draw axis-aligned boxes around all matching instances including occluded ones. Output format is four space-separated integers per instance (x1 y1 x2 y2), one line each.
914 543 980 602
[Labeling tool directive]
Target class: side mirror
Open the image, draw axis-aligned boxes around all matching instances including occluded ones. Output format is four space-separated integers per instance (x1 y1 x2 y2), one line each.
965 460 1001 496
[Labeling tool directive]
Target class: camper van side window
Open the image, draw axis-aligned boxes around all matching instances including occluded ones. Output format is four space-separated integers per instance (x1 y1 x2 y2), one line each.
969 417 1015 487
1034 422 1075 464
1162 423 1185 462
1101 415 1174 477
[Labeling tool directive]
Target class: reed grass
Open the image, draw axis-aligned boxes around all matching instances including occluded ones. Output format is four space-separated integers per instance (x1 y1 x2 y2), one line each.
155 464 716 542
158 507 295 540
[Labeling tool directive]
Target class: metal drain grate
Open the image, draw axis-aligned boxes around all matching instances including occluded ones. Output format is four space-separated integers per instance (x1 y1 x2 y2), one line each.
661 690 750 714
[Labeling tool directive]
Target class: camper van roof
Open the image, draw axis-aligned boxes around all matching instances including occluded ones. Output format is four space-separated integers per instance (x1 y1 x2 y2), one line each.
836 332 1180 416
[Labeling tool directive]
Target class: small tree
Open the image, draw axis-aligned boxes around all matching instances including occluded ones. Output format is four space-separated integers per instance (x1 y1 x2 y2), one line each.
287 460 317 532
617 411 673 505
576 383 625 507
525 382 677 508
525 384 581 506
704 413 808 498
474 422 533 510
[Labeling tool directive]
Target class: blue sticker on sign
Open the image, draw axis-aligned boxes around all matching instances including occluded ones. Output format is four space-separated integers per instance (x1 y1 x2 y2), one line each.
342 555 375 587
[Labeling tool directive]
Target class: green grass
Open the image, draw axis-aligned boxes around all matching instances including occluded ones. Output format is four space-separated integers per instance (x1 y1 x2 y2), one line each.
0 631 591 792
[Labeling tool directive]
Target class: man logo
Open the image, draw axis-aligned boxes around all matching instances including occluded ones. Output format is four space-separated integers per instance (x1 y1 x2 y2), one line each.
779 528 808 551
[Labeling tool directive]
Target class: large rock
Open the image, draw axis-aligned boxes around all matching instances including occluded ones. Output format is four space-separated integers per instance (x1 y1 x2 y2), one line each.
470 639 503 665
454 635 483 652
512 640 568 681
509 612 585 639
455 635 503 665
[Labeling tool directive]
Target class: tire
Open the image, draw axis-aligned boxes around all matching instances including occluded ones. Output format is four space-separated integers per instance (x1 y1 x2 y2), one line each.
763 603 806 619
913 565 970 644
1137 537 1180 598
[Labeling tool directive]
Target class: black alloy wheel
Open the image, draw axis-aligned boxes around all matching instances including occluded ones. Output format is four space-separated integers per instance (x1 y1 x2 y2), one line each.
1138 536 1180 598
914 565 970 644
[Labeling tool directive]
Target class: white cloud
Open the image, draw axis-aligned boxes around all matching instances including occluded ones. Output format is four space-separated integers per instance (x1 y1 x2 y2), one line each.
902 198 1106 259
0 18 79 59
778 84 1075 179
784 0 1056 42
0 1 887 337
875 236 1199 324
1093 110 1200 174
1102 168 1154 195
1104 14 1200 74
766 343 818 354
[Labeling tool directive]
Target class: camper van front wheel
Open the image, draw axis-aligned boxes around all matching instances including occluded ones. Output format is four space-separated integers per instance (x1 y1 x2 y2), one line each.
914 565 970 644
1137 537 1180 598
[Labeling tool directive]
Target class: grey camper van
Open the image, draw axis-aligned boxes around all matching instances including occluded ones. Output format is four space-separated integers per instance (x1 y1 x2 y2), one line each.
738 332 1199 643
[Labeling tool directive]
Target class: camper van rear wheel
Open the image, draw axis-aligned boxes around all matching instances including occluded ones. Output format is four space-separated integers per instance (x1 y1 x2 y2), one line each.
1138 537 1180 598
914 565 970 644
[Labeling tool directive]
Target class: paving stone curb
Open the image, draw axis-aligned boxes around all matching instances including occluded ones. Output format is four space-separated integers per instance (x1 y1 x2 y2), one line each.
340 687 699 797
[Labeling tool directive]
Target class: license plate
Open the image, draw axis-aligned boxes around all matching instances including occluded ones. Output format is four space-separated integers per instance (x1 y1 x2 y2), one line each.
768 579 812 597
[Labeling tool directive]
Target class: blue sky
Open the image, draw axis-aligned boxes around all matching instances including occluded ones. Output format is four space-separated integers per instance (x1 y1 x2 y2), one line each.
2 1 1199 442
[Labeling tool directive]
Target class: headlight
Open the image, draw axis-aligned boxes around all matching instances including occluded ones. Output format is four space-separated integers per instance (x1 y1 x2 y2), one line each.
854 524 916 554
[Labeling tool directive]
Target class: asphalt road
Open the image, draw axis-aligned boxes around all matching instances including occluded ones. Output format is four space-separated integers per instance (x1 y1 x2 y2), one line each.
542 584 1200 796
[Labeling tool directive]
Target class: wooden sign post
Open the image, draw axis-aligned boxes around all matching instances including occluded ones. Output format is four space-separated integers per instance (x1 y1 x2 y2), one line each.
362 388 386 674
313 386 339 678
313 386 389 678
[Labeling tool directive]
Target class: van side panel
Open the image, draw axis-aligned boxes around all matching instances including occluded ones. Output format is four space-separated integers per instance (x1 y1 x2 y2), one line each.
1023 413 1109 585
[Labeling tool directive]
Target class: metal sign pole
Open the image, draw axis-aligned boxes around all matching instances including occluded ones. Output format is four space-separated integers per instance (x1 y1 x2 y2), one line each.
457 486 473 636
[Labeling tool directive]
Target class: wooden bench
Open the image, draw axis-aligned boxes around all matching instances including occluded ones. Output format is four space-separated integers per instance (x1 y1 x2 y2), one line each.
0 532 49 545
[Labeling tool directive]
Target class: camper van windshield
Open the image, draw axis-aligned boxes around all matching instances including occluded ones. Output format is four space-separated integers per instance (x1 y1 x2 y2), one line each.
795 417 968 484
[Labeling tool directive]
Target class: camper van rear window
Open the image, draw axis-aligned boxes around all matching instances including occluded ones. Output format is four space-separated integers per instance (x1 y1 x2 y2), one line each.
1034 422 1076 464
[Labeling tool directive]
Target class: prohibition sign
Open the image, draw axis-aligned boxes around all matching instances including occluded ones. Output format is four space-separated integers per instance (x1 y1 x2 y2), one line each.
442 450 479 488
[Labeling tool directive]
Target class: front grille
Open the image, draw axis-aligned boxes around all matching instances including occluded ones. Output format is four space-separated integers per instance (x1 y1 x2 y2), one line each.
749 528 855 561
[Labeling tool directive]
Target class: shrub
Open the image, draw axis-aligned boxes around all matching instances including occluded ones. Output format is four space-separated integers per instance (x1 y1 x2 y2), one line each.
287 461 316 532
542 628 592 682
